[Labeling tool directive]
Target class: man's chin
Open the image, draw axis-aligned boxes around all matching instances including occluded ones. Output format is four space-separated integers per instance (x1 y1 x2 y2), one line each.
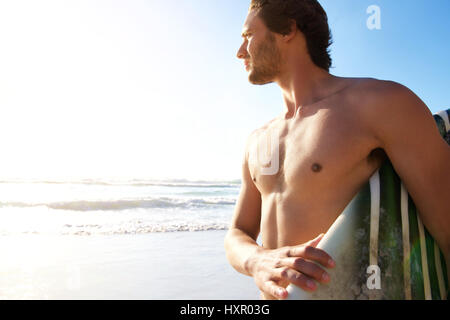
248 75 274 85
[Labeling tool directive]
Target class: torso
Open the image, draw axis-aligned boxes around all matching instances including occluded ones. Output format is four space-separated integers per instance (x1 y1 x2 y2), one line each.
247 78 387 250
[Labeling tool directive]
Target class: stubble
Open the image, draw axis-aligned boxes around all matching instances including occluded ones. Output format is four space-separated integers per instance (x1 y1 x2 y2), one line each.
248 32 282 85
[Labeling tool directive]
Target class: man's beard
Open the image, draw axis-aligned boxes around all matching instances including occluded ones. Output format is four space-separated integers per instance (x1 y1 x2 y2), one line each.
248 32 282 85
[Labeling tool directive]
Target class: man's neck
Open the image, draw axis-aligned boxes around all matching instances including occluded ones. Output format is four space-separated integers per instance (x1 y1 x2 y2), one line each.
275 60 338 119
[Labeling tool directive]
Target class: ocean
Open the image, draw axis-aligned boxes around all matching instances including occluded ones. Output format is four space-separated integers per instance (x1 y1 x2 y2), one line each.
0 178 263 300
0 179 241 236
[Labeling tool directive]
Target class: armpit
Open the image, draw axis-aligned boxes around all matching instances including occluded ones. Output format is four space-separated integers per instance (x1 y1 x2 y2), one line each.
367 148 387 165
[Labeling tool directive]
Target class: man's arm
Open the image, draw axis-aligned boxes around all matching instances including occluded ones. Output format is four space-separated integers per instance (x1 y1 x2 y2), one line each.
364 81 450 264
224 132 335 299
224 133 263 276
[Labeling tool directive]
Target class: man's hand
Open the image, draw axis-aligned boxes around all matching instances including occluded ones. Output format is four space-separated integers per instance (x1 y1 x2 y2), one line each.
246 234 336 300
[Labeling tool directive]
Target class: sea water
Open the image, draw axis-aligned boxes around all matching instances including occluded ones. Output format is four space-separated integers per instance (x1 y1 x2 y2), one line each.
0 179 240 236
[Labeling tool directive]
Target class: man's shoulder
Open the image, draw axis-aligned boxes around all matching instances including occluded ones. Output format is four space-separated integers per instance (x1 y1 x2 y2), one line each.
348 78 432 144
348 77 413 103
347 77 425 120
248 118 278 140
243 118 279 158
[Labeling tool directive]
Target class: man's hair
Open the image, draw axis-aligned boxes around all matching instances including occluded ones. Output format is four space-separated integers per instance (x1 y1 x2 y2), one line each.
249 0 333 72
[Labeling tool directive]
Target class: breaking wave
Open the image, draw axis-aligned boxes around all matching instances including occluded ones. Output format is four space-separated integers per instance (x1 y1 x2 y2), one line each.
0 197 236 212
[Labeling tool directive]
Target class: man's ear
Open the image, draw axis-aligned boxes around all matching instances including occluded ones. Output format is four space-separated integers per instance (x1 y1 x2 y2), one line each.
282 19 297 42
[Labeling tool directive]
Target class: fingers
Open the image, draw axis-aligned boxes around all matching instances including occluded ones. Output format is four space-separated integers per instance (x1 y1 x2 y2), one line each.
287 244 335 269
306 233 324 248
276 267 318 291
262 280 288 300
281 257 330 284
254 237 335 300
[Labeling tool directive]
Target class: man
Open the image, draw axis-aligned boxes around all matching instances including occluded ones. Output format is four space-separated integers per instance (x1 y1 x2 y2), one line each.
224 0 450 300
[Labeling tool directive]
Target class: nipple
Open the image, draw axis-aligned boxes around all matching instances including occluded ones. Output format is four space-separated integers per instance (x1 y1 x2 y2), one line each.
311 163 322 173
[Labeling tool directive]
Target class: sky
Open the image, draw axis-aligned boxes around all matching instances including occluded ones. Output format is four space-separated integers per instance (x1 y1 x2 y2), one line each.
0 0 449 181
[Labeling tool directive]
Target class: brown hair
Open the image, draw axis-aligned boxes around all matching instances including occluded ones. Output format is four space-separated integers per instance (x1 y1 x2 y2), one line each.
250 0 333 71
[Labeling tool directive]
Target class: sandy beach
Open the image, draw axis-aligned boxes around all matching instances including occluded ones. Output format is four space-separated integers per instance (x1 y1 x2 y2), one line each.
0 230 260 300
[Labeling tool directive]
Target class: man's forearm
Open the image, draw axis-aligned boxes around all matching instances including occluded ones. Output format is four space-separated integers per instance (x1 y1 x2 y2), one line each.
224 228 264 277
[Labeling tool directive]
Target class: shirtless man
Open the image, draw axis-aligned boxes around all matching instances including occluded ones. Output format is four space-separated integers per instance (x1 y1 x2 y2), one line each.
224 0 450 300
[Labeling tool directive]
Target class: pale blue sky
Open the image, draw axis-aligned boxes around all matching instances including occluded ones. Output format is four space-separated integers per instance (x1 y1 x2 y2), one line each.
0 0 448 181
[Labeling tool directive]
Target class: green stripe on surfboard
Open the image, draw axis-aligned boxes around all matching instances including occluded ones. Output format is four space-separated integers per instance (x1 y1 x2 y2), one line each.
407 196 425 300
377 161 404 299
424 228 441 300
440 249 449 295
352 182 371 294
407 194 425 299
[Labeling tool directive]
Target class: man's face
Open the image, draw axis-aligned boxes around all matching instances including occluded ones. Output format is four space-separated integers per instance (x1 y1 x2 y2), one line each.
237 10 282 85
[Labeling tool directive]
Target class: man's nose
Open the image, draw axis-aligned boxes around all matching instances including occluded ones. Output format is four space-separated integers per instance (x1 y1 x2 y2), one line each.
236 41 247 59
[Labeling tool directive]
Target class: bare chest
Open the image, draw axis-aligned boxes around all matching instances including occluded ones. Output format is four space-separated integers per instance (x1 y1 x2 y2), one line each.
247 109 378 198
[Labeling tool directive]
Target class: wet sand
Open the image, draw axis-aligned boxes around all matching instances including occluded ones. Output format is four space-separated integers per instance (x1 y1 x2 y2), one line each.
0 230 260 299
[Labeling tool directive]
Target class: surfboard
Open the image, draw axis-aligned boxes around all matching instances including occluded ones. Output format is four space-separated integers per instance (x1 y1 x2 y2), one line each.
286 109 450 300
